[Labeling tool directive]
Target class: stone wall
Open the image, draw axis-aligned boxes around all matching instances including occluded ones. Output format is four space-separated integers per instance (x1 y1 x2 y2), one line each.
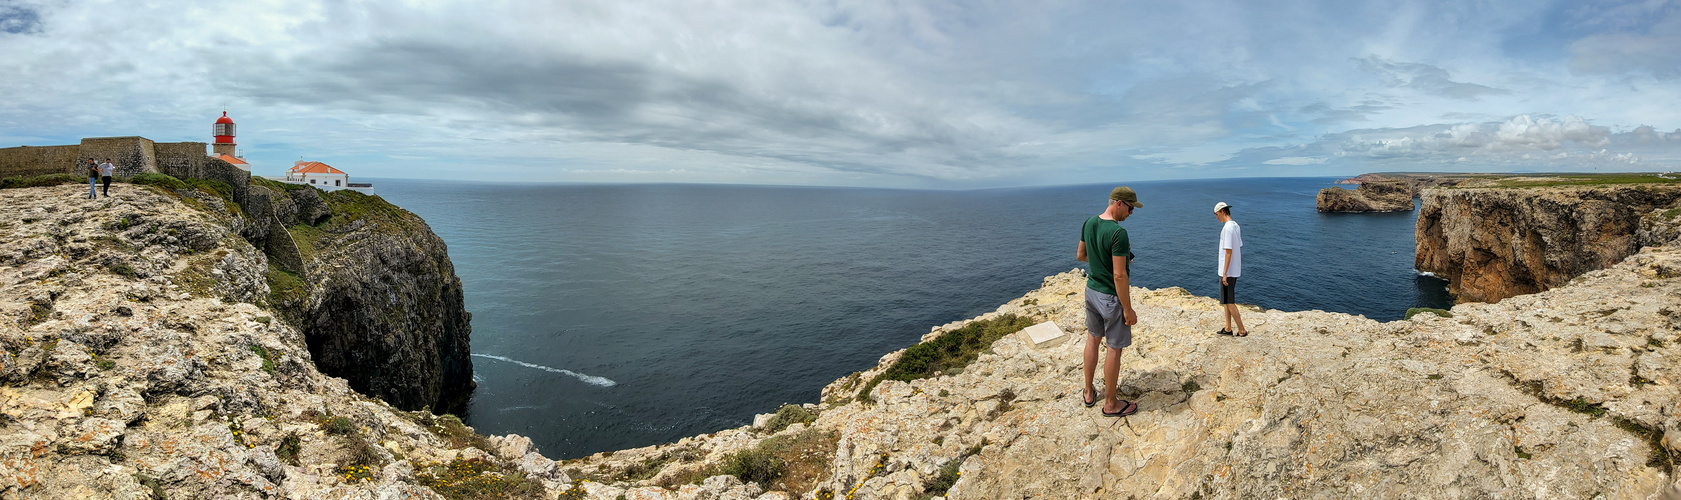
77 137 155 178
0 144 79 178
1 137 214 181
153 141 208 179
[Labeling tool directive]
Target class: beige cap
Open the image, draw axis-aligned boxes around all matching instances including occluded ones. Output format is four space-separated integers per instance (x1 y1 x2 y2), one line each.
1214 202 1230 213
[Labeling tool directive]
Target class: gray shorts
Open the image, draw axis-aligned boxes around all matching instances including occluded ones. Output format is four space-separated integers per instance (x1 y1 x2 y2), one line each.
1084 288 1133 349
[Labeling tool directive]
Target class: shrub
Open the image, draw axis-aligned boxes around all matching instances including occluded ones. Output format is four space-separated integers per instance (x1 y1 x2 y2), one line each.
1405 307 1453 320
858 314 1035 401
325 416 356 435
717 448 785 486
0 173 85 189
415 457 546 500
764 404 816 434
276 432 302 466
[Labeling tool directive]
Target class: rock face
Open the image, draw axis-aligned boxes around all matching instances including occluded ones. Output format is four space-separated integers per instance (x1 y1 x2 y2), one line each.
0 185 553 499
1416 184 1681 303
243 182 475 414
1316 180 1415 212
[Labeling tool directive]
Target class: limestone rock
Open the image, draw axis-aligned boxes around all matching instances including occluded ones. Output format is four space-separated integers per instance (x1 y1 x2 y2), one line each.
0 185 541 499
1416 184 1681 302
1316 181 1414 212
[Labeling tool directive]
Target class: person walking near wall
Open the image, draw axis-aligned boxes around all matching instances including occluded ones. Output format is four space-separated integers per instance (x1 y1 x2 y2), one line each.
1076 186 1143 417
97 158 114 198
1213 202 1248 337
85 159 99 199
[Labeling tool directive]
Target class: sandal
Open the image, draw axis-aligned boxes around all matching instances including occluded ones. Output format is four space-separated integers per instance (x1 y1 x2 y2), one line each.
1235 330 1249 337
1216 328 1233 336
1102 399 1138 417
1083 387 1097 408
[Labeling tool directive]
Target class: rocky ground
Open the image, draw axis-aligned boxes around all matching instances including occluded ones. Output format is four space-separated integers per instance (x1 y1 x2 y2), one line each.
565 246 1681 499
8 181 1681 499
0 185 558 499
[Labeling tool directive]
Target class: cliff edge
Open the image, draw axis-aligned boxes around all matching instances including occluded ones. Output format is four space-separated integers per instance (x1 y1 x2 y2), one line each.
245 180 475 414
556 248 1681 498
1316 180 1415 212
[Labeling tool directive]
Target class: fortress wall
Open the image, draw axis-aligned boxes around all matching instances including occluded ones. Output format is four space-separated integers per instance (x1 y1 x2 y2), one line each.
154 141 209 179
78 137 156 178
0 145 80 178
202 158 251 206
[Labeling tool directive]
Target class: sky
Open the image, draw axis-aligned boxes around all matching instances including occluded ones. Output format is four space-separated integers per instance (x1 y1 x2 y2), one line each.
2 0 1680 188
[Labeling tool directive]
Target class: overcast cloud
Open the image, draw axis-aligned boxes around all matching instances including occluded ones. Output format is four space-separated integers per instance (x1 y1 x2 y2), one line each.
1 0 1679 187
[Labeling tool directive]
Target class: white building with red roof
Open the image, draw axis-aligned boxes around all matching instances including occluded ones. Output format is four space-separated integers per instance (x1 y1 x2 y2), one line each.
279 160 373 193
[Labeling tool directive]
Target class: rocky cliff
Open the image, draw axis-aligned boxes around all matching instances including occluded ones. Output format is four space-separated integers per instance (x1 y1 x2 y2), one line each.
1415 184 1681 303
243 180 475 414
0 184 558 499
553 244 1681 499
1316 180 1415 212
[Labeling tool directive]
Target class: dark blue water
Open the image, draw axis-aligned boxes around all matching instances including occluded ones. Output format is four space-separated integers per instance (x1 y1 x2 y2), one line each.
370 177 1451 459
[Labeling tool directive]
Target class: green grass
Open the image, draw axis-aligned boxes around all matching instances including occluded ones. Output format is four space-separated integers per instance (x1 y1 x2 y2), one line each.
1482 173 1681 188
1561 397 1608 418
249 344 276 375
1405 307 1454 319
0 173 85 189
265 263 307 306
252 176 308 192
857 314 1036 401
127 173 188 190
276 432 302 466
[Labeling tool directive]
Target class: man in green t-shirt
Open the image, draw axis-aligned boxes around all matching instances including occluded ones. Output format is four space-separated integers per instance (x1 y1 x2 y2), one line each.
1076 186 1142 417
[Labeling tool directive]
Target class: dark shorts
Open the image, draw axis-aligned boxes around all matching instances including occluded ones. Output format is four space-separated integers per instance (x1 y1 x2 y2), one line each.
1084 288 1132 349
1219 277 1238 304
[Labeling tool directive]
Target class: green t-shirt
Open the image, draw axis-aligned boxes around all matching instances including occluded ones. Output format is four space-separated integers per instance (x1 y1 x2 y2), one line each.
1082 216 1132 295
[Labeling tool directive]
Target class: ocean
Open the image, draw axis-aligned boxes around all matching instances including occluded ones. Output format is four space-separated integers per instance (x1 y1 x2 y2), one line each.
370 177 1452 459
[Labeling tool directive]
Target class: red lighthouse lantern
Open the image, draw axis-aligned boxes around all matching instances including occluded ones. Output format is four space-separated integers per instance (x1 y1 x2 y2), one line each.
212 112 236 156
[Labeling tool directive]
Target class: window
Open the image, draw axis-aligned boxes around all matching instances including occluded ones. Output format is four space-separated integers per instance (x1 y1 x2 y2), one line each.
310 179 316 184
336 180 341 186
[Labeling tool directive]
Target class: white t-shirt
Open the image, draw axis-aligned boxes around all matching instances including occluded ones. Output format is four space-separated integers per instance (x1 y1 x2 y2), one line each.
98 162 114 176
1218 220 1242 278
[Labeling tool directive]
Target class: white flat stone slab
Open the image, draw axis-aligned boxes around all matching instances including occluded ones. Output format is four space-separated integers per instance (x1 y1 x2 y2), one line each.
1020 320 1066 347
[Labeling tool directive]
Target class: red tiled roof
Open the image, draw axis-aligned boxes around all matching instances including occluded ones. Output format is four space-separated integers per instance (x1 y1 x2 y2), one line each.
215 154 248 165
288 161 345 175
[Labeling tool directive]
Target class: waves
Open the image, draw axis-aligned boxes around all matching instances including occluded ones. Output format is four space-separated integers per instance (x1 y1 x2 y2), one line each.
471 354 618 387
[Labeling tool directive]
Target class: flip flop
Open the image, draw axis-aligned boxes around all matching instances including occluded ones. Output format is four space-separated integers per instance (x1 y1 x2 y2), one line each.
1102 400 1138 417
1216 328 1233 336
1083 387 1097 408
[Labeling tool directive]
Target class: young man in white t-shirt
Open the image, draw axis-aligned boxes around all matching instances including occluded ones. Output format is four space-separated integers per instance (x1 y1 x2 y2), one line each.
1214 202 1248 337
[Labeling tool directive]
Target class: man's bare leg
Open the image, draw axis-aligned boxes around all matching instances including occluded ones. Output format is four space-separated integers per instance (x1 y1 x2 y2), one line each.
1102 347 1125 413
1083 334 1102 402
1225 304 1247 335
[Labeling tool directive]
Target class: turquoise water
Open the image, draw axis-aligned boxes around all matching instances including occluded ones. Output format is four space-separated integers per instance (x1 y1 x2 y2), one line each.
371 177 1451 458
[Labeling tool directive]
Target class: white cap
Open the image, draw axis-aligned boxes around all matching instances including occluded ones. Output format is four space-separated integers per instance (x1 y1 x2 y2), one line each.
1213 202 1230 213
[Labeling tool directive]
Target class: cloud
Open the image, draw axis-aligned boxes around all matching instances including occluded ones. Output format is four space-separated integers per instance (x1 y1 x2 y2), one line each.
1263 156 1327 165
0 1 1679 187
1567 2 1681 78
1356 57 1510 100
0 4 42 35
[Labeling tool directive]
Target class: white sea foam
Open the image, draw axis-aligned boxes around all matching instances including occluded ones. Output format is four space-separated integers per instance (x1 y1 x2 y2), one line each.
1414 269 1438 277
472 354 618 387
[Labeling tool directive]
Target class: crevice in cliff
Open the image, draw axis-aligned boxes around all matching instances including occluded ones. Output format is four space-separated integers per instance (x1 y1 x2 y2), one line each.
1490 367 1674 475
